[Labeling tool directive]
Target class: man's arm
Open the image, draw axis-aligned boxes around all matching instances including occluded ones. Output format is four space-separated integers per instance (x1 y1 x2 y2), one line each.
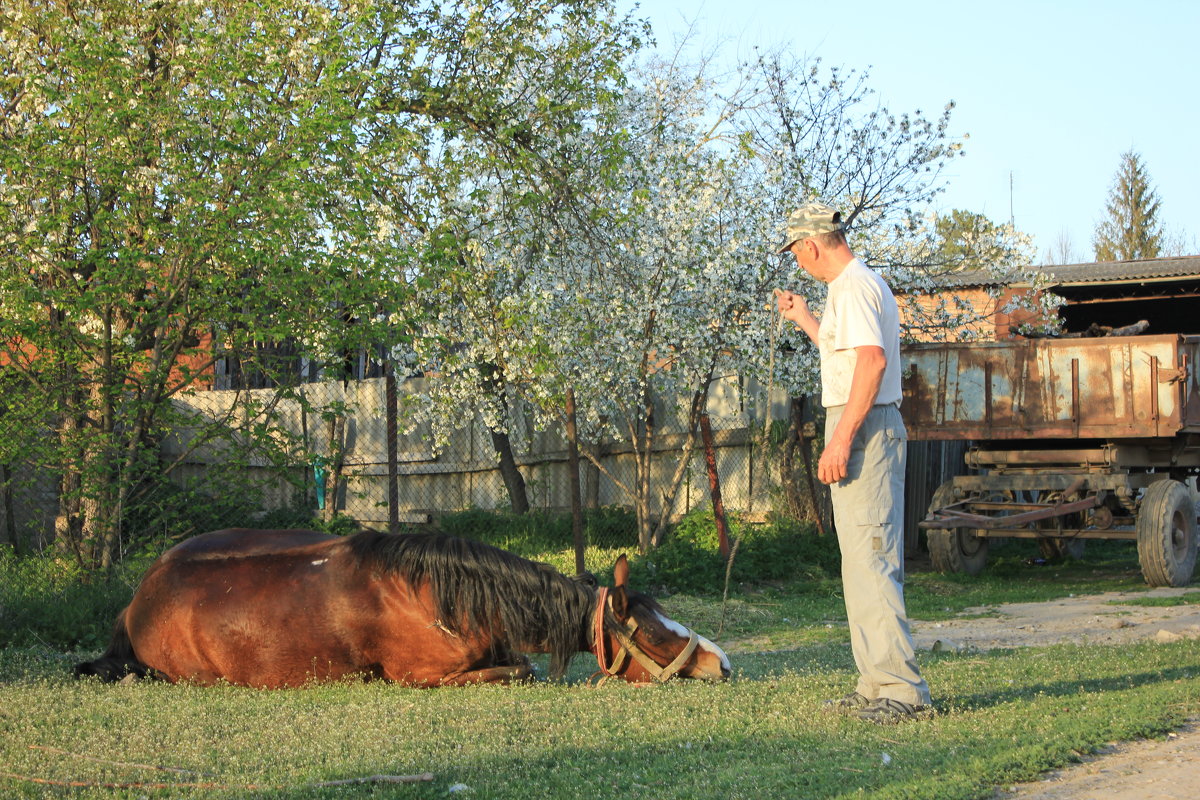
818 345 885 484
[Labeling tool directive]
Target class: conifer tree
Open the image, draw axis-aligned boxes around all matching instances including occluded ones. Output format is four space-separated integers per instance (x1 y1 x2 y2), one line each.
1093 150 1164 261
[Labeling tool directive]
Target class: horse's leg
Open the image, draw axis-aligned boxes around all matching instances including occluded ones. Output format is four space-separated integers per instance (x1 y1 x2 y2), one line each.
438 663 534 686
374 639 535 686
434 648 535 686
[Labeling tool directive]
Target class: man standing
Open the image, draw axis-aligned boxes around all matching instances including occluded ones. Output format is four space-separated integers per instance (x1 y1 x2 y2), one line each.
774 202 932 724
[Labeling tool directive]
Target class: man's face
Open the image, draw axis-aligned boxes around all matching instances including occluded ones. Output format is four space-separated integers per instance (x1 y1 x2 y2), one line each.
788 239 819 279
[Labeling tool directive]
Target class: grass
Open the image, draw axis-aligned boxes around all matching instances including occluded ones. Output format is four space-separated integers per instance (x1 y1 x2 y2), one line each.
1110 591 1200 607
654 538 1158 653
2 640 1198 799
2 531 1198 799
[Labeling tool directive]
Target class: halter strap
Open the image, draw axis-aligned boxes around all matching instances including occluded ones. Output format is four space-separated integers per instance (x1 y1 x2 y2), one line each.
593 587 611 677
591 587 700 683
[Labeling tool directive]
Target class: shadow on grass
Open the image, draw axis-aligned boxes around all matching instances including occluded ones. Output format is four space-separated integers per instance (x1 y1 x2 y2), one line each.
931 644 1200 713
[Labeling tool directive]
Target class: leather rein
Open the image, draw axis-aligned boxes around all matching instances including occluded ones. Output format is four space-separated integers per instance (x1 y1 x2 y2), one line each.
591 586 700 684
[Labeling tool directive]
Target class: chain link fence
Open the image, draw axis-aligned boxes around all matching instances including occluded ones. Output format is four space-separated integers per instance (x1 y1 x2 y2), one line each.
0 378 779 554
0 377 968 551
0 364 975 652
159 374 811 535
2 370 844 646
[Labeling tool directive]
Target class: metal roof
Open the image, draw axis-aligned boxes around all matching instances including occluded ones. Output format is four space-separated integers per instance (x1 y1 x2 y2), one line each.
1035 255 1200 285
919 255 1200 289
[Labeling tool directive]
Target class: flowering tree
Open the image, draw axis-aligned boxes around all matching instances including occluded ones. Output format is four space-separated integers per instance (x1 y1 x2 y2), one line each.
0 0 640 565
402 46 1052 548
378 1 645 513
538 51 1056 544
734 54 1052 362
0 1 426 565
488 55 790 551
406 46 1058 544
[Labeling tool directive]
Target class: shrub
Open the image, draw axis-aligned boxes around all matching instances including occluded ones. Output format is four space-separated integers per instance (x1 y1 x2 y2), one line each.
436 507 638 559
0 547 151 649
254 508 360 536
643 508 840 594
125 473 360 547
578 505 640 549
122 473 274 547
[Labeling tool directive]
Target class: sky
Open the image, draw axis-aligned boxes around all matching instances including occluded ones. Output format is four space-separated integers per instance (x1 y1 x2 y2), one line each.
622 0 1200 263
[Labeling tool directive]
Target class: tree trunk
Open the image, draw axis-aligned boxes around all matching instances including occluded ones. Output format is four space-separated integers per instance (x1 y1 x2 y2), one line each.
795 396 830 536
1 463 16 553
54 401 91 568
489 427 530 514
699 412 730 560
478 365 530 514
322 415 346 523
634 384 656 553
781 397 812 520
50 355 127 569
649 386 706 549
583 440 601 509
55 449 119 570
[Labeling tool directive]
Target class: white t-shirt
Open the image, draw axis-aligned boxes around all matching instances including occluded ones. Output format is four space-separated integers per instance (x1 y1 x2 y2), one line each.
817 258 903 408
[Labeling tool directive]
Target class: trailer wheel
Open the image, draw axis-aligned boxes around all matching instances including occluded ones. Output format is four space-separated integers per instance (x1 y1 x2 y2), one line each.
1136 480 1198 587
927 481 989 575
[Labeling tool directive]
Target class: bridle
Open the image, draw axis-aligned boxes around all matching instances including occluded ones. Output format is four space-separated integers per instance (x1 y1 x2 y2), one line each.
591 586 700 684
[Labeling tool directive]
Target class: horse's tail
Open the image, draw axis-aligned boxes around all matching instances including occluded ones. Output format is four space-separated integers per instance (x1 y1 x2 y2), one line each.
73 607 159 682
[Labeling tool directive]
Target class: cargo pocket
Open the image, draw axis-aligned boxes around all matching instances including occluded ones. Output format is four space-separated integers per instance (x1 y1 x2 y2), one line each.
853 504 891 551
853 504 889 525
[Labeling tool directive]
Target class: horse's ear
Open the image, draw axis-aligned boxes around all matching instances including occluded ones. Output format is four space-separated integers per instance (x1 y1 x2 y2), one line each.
610 584 629 618
610 555 631 618
613 554 629 588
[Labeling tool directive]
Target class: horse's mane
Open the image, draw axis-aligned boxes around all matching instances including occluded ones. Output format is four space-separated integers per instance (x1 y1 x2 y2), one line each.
347 530 596 677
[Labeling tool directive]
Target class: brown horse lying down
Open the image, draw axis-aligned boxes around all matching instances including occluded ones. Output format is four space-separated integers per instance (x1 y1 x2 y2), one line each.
75 528 731 687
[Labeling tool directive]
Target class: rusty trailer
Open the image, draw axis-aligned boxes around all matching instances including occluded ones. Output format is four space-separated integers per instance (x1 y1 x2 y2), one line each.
901 333 1200 586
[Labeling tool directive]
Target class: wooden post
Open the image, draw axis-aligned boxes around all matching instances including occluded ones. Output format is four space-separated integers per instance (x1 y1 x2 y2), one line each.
1 462 17 554
565 387 586 576
796 396 829 537
385 362 399 535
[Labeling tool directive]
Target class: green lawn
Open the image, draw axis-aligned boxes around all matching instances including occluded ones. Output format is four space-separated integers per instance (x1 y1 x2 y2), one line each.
1 538 1197 800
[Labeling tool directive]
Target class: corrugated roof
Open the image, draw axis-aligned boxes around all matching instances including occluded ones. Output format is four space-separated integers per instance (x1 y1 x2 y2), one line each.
916 255 1200 289
1036 255 1200 285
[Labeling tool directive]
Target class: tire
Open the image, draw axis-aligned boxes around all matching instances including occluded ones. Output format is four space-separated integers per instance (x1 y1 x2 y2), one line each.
926 481 989 576
1136 480 1198 587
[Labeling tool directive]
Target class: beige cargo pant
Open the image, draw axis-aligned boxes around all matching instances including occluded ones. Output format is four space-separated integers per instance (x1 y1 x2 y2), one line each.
826 403 931 707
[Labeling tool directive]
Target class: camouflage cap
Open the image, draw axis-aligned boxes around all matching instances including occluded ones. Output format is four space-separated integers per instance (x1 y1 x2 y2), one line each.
778 202 843 253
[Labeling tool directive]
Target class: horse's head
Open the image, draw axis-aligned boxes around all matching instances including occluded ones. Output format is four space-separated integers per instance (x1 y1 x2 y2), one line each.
592 555 731 683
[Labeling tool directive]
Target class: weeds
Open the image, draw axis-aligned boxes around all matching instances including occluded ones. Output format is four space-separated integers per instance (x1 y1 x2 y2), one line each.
2 511 1199 799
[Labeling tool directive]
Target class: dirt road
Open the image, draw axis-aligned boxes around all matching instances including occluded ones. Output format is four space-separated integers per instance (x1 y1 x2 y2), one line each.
994 719 1200 800
908 587 1200 800
910 587 1200 651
